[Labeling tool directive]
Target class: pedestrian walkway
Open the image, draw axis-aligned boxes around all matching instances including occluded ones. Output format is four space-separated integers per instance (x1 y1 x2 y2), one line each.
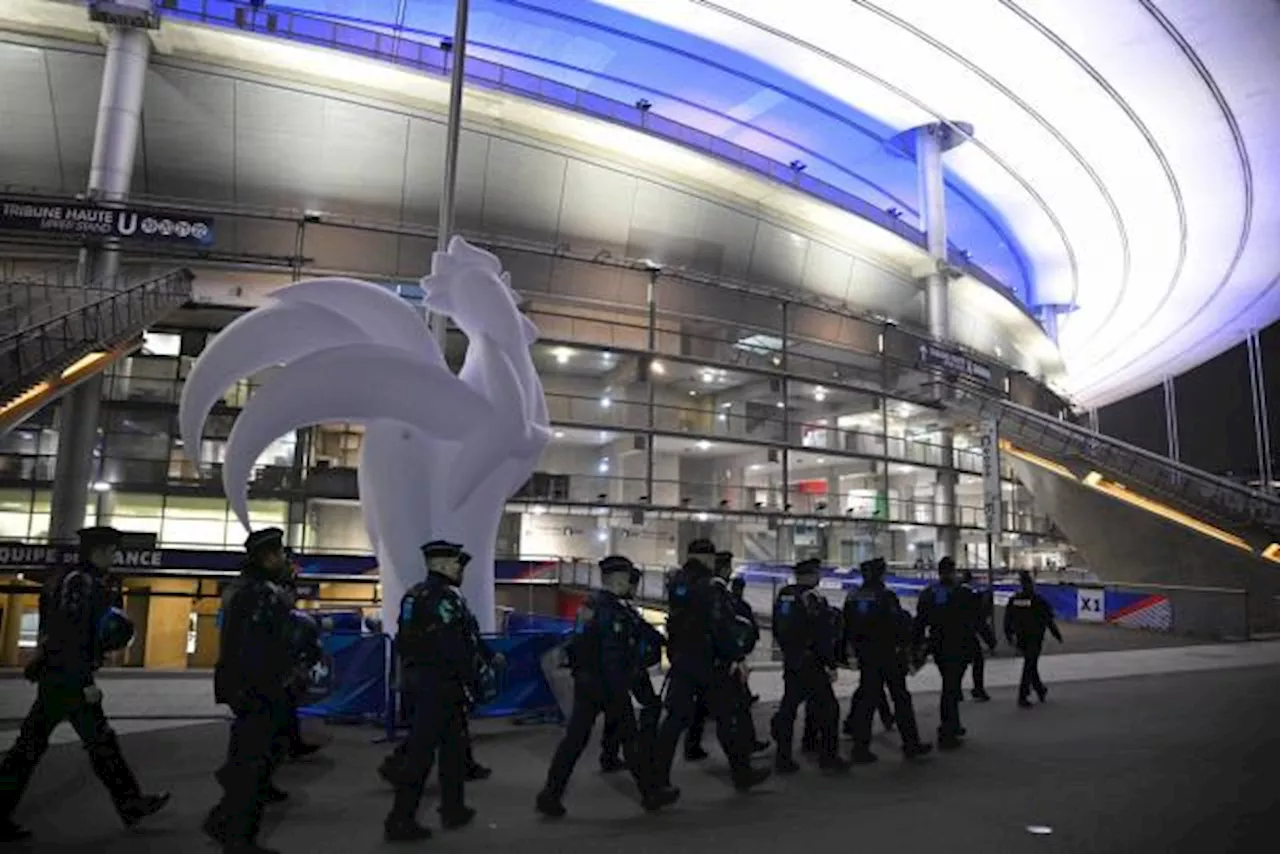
5 657 1279 853
4 640 1278 752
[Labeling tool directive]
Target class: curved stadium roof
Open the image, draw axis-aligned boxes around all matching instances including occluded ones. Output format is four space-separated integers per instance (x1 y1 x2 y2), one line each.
275 0 1280 408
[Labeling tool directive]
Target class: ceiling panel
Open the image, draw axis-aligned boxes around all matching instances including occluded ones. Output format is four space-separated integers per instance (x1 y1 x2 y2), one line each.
44 48 110 193
142 65 235 201
747 220 810 291
0 42 62 189
481 136 566 244
557 158 637 258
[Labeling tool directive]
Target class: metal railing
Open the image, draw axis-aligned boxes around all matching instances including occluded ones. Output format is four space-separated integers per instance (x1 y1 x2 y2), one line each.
0 268 195 405
154 0 1024 308
953 386 1280 535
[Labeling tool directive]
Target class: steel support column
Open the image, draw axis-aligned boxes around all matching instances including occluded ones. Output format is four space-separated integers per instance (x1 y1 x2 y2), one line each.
429 0 471 344
915 123 961 561
1163 376 1180 462
1247 332 1274 493
49 24 151 543
644 270 658 503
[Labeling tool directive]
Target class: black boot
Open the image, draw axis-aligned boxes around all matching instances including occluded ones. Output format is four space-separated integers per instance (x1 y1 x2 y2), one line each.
641 785 680 812
384 817 433 842
119 792 171 828
535 790 566 818
440 805 477 829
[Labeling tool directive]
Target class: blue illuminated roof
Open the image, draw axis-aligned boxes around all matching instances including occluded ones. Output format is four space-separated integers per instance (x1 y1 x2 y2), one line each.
270 0 1031 305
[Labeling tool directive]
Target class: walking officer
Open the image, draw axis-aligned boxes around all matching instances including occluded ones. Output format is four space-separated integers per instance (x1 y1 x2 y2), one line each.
204 527 299 854
914 557 994 750
0 526 170 843
273 552 322 761
383 541 489 842
1004 571 1063 707
844 558 931 763
599 562 665 773
770 557 848 774
960 570 996 702
536 556 679 817
652 540 769 795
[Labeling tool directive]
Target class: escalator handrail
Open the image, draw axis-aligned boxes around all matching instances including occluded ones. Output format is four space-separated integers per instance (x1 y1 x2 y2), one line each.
0 268 194 350
966 389 1279 513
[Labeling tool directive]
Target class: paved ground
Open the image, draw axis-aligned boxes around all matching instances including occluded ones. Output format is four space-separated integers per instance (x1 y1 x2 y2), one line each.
4 649 1278 854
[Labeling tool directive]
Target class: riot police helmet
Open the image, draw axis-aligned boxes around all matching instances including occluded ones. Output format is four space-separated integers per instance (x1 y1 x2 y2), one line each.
937 556 957 580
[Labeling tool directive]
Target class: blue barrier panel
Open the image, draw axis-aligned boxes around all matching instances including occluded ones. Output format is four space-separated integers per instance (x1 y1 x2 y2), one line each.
506 612 574 634
300 632 389 721
472 630 570 719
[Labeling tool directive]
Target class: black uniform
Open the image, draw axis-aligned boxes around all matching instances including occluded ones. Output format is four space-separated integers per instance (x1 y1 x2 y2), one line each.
272 568 321 762
599 599 664 772
1004 582 1062 704
651 544 766 792
961 575 995 700
843 562 928 759
384 547 487 838
0 529 168 841
205 539 297 853
538 560 674 816
915 574 995 746
770 569 845 771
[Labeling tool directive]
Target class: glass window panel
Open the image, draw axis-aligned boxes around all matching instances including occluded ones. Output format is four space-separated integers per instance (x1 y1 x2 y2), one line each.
142 332 181 357
0 511 31 539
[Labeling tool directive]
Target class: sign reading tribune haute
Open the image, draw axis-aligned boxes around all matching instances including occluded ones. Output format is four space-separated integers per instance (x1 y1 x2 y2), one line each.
0 198 214 247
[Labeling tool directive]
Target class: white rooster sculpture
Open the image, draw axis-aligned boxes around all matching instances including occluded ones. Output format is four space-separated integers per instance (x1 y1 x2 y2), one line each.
178 237 550 632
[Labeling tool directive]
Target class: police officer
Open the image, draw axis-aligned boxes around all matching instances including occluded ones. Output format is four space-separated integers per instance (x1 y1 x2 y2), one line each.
686 552 769 758
0 527 170 843
536 556 679 817
652 540 769 795
770 558 848 773
1003 571 1063 707
599 562 665 773
844 558 932 763
914 557 995 750
274 551 322 760
383 541 487 842
960 569 996 702
378 550 495 787
204 527 298 854
729 575 766 714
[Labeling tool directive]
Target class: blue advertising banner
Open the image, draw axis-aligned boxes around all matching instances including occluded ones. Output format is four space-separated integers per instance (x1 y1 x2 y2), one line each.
298 632 389 721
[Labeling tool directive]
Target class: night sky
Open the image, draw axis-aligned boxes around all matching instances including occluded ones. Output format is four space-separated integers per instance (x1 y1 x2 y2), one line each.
1097 317 1280 481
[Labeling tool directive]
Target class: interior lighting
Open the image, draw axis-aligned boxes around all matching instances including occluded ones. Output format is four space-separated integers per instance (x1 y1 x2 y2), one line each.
0 382 51 417
600 396 612 408
695 440 712 450
650 360 666 375
61 351 109 379
776 401 785 409
553 347 573 365
999 440 1077 481
1080 471 1251 551
91 481 112 493
553 431 565 439
814 386 828 402
1261 543 1280 564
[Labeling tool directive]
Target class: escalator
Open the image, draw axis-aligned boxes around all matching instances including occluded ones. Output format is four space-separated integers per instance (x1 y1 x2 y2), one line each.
945 387 1280 633
0 267 194 433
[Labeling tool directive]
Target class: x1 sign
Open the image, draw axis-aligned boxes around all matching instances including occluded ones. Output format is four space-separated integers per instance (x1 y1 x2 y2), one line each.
1077 587 1105 622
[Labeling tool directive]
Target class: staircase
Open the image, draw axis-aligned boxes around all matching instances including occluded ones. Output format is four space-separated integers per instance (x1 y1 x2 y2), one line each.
0 267 194 432
947 387 1280 549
